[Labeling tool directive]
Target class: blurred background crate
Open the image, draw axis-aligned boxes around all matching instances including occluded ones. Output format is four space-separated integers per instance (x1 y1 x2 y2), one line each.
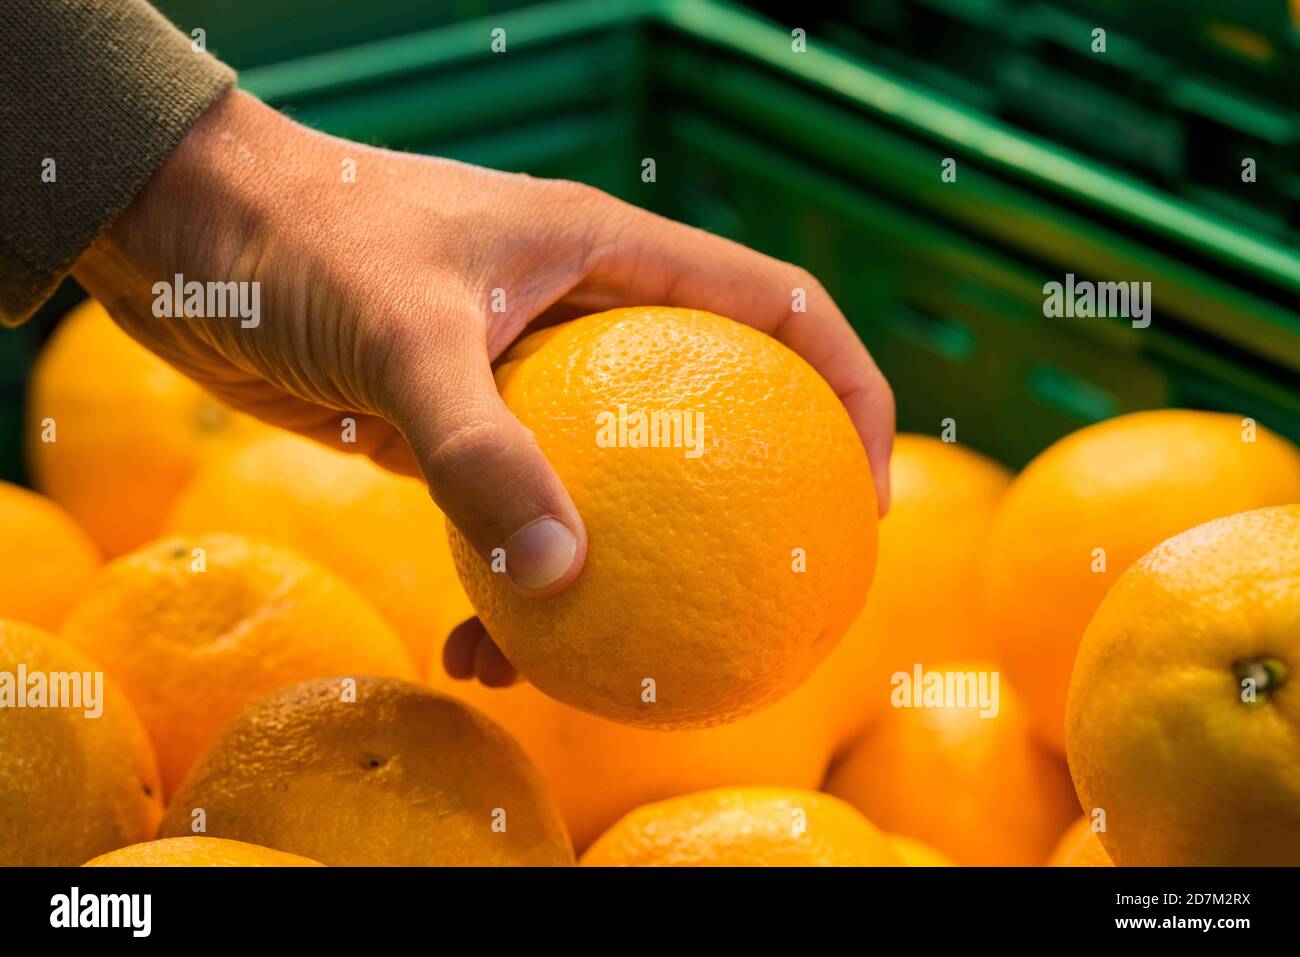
758 0 1300 242
4 0 1298 481
151 0 544 69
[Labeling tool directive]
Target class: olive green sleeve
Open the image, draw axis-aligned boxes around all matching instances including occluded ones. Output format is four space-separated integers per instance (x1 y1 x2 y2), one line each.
0 0 235 326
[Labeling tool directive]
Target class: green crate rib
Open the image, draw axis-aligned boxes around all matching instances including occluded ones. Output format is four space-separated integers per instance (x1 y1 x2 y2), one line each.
240 0 1300 370
214 0 1300 465
241 0 662 103
659 0 1300 298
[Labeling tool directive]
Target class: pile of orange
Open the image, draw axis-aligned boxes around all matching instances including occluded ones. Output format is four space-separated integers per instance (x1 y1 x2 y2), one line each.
2 300 1299 867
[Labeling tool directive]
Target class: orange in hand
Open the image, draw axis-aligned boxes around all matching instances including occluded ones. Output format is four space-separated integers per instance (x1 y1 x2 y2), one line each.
450 307 878 729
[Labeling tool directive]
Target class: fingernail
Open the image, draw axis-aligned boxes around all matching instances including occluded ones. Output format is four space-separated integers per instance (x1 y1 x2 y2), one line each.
504 517 578 591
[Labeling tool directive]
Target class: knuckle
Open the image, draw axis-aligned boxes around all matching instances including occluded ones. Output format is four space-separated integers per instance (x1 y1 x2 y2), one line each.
788 264 823 295
430 420 509 478
880 379 897 416
546 177 602 205
870 374 897 424
584 203 642 275
544 178 629 256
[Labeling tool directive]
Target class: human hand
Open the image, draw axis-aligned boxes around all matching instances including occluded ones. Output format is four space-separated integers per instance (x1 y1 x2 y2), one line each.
73 88 894 687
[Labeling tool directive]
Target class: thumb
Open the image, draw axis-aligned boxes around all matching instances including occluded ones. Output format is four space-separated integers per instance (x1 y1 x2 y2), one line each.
390 346 586 596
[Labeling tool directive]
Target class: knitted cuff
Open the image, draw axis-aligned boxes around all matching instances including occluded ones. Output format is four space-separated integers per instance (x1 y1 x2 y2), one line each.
0 0 236 326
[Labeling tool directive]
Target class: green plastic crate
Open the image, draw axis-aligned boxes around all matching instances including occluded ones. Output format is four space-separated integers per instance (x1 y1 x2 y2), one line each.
0 282 87 484
0 329 35 482
4 0 1298 482
237 0 1300 466
779 0 1300 241
1047 0 1300 100
151 0 542 69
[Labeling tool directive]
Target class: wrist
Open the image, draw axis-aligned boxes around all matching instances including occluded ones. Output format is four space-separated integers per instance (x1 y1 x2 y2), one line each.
73 89 292 308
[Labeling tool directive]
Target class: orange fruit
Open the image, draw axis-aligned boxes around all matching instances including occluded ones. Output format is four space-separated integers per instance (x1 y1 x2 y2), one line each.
60 533 417 795
888 834 957 867
165 431 464 666
84 837 323 867
161 676 573 866
817 435 1010 750
0 480 99 629
450 307 877 728
824 659 1079 866
580 787 901 866
1067 505 1300 866
429 649 836 852
1046 816 1113 867
0 619 162 865
25 298 268 557
983 410 1300 754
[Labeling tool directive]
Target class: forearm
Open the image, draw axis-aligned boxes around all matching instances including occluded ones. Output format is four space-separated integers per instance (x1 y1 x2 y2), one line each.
0 0 234 326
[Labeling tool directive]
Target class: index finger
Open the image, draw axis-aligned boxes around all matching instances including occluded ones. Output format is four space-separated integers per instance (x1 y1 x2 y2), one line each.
568 203 895 513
